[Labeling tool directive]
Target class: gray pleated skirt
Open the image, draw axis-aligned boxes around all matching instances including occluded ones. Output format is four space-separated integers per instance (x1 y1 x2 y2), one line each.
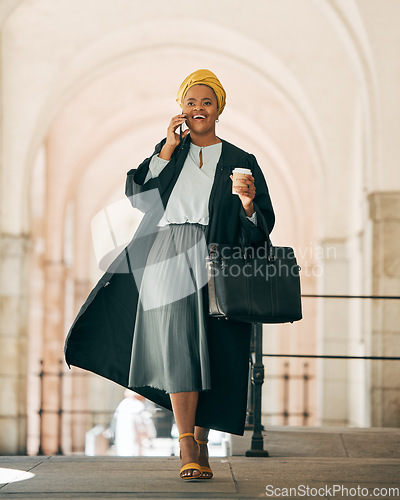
128 223 211 393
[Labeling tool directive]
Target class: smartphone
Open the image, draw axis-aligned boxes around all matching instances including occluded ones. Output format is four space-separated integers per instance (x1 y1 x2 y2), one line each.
180 115 188 141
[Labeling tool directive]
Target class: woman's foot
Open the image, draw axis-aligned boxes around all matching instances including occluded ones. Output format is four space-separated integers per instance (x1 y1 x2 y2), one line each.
196 440 213 479
179 433 202 480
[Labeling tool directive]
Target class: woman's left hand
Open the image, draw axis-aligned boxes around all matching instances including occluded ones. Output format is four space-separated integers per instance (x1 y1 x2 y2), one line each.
230 174 256 216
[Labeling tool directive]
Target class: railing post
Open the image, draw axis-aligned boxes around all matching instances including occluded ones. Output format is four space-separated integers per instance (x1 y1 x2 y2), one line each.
245 336 255 429
303 362 309 425
283 362 289 425
37 360 45 455
57 359 64 455
246 323 269 457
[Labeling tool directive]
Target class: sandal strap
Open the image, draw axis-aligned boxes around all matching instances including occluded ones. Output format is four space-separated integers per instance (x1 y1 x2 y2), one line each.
180 462 202 479
196 439 208 444
179 432 195 442
200 465 213 476
180 462 201 473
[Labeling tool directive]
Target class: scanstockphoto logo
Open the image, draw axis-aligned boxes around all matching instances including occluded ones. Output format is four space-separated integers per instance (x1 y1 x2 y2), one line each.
206 241 335 280
91 188 335 310
265 484 400 498
294 241 337 278
91 189 209 311
91 188 168 272
207 244 301 280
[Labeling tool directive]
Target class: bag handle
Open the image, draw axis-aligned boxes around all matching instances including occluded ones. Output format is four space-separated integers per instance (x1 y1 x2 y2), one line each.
240 210 274 259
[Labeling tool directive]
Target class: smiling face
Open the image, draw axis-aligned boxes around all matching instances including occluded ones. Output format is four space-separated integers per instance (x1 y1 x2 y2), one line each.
182 84 219 136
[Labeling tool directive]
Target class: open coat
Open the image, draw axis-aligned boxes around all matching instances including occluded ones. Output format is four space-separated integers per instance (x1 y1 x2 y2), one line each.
64 135 275 435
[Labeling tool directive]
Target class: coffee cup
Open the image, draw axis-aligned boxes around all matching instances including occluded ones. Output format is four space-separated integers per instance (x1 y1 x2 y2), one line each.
232 168 252 195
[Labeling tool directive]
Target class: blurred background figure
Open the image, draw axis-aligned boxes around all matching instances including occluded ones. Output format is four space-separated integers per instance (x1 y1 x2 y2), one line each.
113 390 156 456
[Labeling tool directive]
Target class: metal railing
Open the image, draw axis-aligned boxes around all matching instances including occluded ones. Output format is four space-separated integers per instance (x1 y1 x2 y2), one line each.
35 294 400 456
263 361 312 425
37 361 114 455
245 293 400 457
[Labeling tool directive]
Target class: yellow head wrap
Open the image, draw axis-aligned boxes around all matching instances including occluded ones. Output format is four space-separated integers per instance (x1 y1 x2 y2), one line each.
176 69 226 115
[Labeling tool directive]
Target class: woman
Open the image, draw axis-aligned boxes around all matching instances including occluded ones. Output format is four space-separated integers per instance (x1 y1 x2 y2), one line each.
65 69 275 480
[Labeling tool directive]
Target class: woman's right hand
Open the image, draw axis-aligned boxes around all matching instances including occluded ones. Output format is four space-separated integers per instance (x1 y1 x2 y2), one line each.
159 114 189 160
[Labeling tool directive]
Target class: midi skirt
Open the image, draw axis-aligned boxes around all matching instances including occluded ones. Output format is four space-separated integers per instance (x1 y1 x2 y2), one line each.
128 223 212 393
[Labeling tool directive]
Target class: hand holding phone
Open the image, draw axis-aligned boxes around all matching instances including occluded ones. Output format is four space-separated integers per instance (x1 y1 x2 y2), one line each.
180 121 188 140
160 115 188 160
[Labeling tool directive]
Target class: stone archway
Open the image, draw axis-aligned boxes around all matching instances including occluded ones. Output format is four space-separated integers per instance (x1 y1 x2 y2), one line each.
24 32 323 451
3 0 395 455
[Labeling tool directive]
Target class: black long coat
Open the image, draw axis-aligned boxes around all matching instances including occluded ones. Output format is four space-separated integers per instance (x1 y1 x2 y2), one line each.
64 135 275 435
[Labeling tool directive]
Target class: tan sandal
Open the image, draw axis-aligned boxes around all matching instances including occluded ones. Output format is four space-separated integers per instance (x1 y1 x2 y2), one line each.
196 439 214 479
179 433 202 480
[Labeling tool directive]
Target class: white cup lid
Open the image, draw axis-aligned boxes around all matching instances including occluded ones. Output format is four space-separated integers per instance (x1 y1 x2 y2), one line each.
232 168 252 174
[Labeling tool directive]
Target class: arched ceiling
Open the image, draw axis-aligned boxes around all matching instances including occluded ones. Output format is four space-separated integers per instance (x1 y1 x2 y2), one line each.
45 46 321 268
2 0 375 280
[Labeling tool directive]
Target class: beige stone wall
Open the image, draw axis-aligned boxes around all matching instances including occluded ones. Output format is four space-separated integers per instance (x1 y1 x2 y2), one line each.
0 0 399 454
0 234 30 454
368 193 400 426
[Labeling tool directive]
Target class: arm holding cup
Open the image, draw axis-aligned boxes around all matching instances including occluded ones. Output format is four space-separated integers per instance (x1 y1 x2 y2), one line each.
230 169 256 216
231 156 275 244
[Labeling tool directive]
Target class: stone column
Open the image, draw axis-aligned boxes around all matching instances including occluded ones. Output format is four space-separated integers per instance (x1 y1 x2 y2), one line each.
0 233 30 454
369 192 400 427
68 278 91 453
317 239 349 426
40 260 66 455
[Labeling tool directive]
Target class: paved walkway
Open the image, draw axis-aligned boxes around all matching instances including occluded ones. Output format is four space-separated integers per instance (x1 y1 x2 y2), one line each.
0 427 399 499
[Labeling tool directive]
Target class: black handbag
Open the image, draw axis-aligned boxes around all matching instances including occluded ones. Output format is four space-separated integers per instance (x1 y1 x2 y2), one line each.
206 239 302 324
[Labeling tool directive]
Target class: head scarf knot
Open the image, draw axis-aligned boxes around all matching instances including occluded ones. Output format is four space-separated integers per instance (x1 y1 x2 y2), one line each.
176 69 226 115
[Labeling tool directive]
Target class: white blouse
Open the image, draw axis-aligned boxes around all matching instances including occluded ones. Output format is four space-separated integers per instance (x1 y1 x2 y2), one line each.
146 141 257 227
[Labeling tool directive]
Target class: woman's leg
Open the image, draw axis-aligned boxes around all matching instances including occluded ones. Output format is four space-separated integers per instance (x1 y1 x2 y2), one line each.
170 391 201 478
195 426 212 478
194 426 209 442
